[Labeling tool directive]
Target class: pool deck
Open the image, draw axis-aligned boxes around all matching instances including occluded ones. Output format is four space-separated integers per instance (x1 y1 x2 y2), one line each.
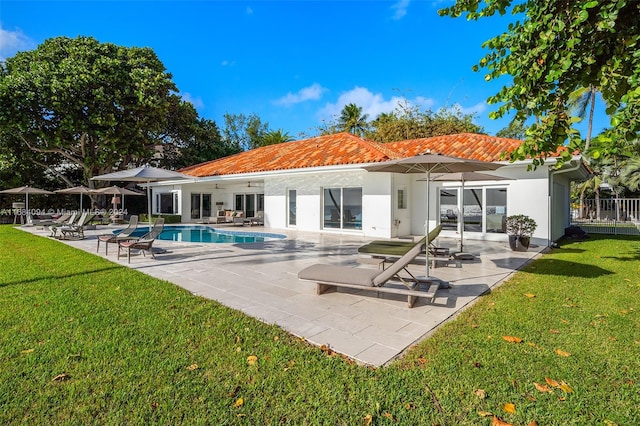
19 223 545 366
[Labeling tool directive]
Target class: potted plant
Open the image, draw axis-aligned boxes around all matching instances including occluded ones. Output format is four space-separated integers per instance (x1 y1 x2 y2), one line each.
505 214 537 251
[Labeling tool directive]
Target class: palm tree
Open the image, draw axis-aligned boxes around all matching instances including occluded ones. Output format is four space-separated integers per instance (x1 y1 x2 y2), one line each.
338 103 369 137
261 129 293 146
568 85 597 151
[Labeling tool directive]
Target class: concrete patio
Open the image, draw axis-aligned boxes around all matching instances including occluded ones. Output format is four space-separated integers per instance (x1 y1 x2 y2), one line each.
20 224 545 366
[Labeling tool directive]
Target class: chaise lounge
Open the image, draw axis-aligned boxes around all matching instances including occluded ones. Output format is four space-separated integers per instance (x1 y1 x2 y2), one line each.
96 215 139 255
117 218 165 263
298 237 441 308
357 225 459 269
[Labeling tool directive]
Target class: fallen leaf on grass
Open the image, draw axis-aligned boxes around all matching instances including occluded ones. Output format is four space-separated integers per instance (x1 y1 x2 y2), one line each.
503 403 516 414
558 381 574 393
555 349 571 357
186 363 198 371
364 414 373 426
383 412 396 420
474 389 487 399
502 336 523 343
478 411 493 417
417 357 428 365
549 329 560 334
534 382 552 393
528 421 539 426
545 377 559 387
524 293 536 298
233 398 244 408
52 373 69 382
247 355 258 365
21 348 34 354
527 342 541 349
492 415 513 426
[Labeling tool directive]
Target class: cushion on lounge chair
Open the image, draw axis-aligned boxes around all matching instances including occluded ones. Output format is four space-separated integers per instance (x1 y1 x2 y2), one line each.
297 264 380 287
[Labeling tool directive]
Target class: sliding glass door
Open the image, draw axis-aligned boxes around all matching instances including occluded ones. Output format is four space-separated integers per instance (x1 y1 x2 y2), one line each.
322 187 362 230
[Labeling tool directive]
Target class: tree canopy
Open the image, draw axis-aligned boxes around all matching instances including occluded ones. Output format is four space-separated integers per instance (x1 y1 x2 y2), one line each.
440 0 640 166
0 36 220 188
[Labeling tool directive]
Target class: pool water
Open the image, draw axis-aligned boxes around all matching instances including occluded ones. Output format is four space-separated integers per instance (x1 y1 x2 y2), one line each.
120 225 286 243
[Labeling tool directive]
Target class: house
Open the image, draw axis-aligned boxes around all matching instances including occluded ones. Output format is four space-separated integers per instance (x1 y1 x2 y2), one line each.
151 132 590 246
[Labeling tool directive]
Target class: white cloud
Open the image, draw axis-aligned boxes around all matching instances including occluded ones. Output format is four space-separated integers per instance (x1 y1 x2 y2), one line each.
274 83 326 106
390 0 410 20
454 101 487 116
317 86 436 123
0 25 35 60
181 92 204 109
221 60 236 67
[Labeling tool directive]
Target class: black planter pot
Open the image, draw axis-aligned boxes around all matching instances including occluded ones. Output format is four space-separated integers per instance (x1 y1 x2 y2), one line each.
508 235 530 251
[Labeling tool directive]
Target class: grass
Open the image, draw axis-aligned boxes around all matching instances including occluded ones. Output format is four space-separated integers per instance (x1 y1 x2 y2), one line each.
1 226 639 425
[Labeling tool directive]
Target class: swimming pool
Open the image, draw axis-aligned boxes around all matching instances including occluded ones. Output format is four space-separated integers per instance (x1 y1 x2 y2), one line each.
119 225 286 243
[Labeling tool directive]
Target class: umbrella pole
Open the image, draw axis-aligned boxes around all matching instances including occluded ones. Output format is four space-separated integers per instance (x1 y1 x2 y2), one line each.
425 170 430 279
460 180 465 253
147 182 152 230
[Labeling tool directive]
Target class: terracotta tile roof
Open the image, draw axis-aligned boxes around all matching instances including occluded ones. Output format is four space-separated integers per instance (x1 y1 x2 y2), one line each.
179 132 523 178
385 133 522 162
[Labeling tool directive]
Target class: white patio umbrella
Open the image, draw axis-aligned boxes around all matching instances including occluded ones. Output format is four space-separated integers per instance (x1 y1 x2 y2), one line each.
0 185 55 214
91 164 191 229
365 153 503 279
54 185 94 211
430 171 511 255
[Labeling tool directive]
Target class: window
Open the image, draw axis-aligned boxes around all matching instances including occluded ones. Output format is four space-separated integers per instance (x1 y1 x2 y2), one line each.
159 193 175 214
191 194 201 220
485 188 507 233
191 193 212 220
439 187 508 234
288 190 296 226
463 188 483 232
323 187 362 230
235 193 263 218
439 189 458 231
397 188 406 209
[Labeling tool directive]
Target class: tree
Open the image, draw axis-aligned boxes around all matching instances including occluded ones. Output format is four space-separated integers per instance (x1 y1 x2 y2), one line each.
261 129 294 147
568 85 598 152
171 118 239 169
496 119 527 140
620 158 640 192
338 103 369 137
0 36 182 188
440 1 640 166
222 113 268 151
367 100 483 142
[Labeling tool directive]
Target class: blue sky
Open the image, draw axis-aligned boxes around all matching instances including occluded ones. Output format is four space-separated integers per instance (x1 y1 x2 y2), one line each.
1 0 608 140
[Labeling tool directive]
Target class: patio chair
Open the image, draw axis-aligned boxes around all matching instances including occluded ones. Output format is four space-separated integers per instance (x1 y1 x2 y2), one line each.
298 237 440 308
59 212 95 240
96 215 139 255
48 212 78 237
117 218 165 263
24 213 71 228
356 225 456 268
248 211 264 226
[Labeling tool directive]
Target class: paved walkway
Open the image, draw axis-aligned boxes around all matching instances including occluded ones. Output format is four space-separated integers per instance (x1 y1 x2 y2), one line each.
20 224 545 366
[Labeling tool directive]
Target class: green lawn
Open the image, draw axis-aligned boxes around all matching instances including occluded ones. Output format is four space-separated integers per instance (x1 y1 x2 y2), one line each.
1 226 638 425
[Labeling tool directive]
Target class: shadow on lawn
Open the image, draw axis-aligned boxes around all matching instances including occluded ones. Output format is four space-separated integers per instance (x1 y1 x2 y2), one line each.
519 259 614 278
0 266 122 288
